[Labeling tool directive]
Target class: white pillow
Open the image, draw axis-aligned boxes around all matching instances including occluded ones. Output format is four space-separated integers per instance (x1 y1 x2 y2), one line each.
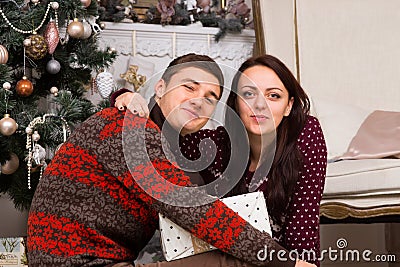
311 97 372 160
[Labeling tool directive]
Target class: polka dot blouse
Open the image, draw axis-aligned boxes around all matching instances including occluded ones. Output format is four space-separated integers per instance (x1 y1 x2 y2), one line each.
178 115 327 266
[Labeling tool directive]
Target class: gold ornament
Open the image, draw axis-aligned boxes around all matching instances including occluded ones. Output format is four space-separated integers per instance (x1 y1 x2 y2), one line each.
25 34 48 60
81 0 91 7
44 21 60 54
120 65 147 92
16 76 34 97
0 114 18 136
67 19 84 39
0 44 8 64
1 152 19 175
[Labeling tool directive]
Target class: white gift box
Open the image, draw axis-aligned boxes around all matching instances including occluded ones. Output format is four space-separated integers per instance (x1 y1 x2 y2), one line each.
159 191 272 261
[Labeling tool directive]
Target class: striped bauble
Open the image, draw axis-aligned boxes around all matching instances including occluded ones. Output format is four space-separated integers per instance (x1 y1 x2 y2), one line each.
0 45 8 64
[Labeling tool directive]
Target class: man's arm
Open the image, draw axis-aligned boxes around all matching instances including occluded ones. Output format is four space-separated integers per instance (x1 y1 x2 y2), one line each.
90 108 296 267
110 88 132 107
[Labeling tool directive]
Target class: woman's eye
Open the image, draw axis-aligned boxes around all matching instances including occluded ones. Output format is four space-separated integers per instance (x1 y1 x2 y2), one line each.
242 91 255 98
269 93 281 99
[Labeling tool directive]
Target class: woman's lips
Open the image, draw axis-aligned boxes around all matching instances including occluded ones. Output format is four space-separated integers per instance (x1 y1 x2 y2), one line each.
250 115 268 122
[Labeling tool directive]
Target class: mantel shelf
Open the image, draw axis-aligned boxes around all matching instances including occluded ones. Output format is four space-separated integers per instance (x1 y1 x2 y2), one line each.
99 22 256 68
102 21 256 37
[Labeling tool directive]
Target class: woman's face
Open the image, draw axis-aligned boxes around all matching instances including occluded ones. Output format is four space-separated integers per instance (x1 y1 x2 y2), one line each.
236 65 293 136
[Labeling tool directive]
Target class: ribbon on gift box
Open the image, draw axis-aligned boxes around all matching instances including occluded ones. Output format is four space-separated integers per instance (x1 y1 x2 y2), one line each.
159 191 271 261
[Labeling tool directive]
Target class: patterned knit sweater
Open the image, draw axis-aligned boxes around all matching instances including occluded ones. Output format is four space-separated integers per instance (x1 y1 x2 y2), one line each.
27 108 295 267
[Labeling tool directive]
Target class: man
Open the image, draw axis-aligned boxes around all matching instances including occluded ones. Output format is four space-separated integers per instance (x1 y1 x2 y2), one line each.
27 54 299 267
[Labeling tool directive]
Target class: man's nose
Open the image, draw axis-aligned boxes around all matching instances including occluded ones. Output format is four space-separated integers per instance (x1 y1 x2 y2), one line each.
188 96 203 108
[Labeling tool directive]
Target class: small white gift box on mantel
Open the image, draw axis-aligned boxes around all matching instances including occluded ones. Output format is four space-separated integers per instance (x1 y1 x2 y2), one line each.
159 191 272 261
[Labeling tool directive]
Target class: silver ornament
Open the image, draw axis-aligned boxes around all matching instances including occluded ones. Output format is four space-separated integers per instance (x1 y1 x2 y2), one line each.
32 130 41 142
23 38 31 47
50 86 59 95
46 59 61 74
0 114 17 136
51 1 59 9
96 71 114 98
25 126 33 135
81 20 93 39
3 82 11 90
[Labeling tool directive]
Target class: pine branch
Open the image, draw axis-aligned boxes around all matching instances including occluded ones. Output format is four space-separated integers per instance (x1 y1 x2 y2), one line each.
0 0 114 210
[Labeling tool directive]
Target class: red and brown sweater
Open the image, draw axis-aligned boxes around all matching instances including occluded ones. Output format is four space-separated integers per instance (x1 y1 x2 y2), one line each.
27 108 295 267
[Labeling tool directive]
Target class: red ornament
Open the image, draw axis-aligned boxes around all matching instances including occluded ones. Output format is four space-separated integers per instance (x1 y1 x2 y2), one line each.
16 76 34 97
44 21 60 54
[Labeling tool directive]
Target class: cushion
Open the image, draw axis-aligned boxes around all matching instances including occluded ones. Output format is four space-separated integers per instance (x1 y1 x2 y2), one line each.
323 158 400 196
340 110 400 160
311 97 371 160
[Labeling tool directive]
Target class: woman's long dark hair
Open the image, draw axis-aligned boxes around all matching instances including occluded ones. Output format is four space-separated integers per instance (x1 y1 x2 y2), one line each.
225 55 310 224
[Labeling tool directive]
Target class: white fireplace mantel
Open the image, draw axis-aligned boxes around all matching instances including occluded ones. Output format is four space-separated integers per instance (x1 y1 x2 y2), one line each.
98 22 256 70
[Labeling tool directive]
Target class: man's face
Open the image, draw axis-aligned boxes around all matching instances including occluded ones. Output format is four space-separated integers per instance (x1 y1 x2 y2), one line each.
156 67 221 135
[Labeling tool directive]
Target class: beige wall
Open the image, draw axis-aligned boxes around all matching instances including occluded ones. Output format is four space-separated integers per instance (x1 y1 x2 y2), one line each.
259 0 297 75
259 0 400 111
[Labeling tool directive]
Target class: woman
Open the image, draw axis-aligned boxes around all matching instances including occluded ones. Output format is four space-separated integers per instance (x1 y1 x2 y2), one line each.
113 54 326 266
224 55 326 265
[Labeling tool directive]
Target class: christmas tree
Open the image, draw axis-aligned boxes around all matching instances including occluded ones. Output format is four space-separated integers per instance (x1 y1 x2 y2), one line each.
0 0 116 211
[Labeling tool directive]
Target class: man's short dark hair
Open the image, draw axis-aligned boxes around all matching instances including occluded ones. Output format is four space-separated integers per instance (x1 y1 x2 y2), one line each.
161 53 224 99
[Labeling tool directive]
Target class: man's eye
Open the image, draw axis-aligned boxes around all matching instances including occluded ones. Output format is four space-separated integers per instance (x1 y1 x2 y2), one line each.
183 84 194 90
205 98 216 105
